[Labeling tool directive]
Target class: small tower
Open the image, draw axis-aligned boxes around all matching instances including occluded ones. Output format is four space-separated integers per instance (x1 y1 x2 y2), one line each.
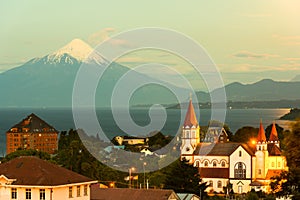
255 120 269 179
181 98 200 157
269 122 280 148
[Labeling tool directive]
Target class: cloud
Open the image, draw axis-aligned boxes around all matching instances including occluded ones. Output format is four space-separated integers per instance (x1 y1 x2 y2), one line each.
272 34 300 46
218 63 300 73
87 28 130 48
232 51 279 59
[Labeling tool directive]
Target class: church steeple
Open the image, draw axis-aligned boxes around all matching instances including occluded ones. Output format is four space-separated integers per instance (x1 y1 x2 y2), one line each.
257 120 267 143
183 99 199 128
269 122 280 147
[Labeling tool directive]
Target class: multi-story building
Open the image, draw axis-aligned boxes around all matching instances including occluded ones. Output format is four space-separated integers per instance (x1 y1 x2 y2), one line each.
6 113 58 154
0 156 97 199
180 99 288 194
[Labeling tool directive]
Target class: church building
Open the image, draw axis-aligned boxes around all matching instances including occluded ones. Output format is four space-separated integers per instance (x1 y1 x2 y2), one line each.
180 99 288 194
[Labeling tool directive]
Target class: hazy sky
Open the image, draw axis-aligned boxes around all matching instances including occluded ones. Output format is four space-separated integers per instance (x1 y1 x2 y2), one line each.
1 0 300 86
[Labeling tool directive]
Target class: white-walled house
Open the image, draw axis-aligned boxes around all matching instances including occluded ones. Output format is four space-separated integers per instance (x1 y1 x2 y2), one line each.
0 156 97 200
180 99 288 194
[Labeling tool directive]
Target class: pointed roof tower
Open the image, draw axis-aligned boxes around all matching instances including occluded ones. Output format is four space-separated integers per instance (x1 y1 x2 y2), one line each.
269 122 279 142
257 120 267 143
183 98 198 127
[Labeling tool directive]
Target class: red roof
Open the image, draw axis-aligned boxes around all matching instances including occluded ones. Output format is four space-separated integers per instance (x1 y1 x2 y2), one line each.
183 99 198 127
269 122 279 142
267 143 282 156
199 168 229 178
0 156 95 186
257 120 266 142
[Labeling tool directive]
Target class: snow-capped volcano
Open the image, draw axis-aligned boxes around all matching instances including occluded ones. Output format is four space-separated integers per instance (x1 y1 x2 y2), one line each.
31 38 106 65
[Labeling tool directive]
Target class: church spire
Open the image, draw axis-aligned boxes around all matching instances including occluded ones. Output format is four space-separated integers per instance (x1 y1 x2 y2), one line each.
269 122 279 142
257 119 267 143
183 98 198 127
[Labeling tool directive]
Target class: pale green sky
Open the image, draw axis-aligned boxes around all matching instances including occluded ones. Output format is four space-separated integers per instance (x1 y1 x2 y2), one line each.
1 0 300 86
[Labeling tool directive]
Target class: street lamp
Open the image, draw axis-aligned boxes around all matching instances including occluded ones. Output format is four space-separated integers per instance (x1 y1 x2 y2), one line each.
143 162 147 189
129 167 135 188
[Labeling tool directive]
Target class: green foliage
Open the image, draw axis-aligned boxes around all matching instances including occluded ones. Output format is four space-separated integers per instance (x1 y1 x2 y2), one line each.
163 158 207 195
245 190 259 200
232 126 258 143
3 149 51 162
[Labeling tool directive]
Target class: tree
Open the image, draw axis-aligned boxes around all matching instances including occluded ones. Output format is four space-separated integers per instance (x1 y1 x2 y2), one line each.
245 190 259 200
163 158 207 196
232 126 258 143
265 123 284 144
2 149 51 162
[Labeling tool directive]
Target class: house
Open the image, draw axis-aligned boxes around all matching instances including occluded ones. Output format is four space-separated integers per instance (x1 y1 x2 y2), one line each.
0 156 97 199
180 99 288 194
6 113 59 154
177 193 200 200
203 127 229 143
91 188 180 200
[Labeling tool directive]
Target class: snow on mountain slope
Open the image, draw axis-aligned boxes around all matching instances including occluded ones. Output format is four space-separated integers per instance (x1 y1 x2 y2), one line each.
30 38 106 65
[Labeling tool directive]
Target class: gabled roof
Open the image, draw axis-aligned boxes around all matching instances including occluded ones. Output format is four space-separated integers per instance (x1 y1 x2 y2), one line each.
257 120 267 142
194 142 254 156
0 156 95 186
177 193 200 200
7 113 58 133
269 122 279 142
183 99 198 127
91 188 180 200
267 143 282 156
199 168 229 178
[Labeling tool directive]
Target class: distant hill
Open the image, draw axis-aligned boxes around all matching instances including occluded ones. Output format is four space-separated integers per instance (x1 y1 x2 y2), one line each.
279 108 300 120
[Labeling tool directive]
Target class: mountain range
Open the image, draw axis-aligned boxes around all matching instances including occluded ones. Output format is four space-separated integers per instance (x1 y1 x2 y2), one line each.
0 39 300 108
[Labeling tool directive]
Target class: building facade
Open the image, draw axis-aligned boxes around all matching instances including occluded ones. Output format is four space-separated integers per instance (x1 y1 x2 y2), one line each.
0 156 97 200
180 99 288 194
6 113 58 154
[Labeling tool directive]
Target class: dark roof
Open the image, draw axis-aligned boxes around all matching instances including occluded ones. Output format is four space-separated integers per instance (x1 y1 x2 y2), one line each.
249 181 266 186
7 113 58 133
0 156 95 186
267 143 282 156
194 143 254 156
91 188 179 200
199 168 229 178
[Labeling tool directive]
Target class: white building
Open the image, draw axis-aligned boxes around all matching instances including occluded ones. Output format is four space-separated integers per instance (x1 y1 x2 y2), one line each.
180 99 288 194
0 156 97 199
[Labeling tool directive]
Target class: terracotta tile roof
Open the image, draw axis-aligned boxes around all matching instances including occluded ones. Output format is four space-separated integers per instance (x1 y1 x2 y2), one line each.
265 170 284 180
7 113 58 133
257 120 267 142
194 143 254 156
267 143 282 156
183 100 198 127
0 156 95 186
199 168 229 178
91 188 180 200
269 122 279 142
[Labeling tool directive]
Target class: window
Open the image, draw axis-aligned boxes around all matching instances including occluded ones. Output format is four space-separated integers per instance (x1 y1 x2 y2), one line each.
278 162 281 167
213 161 217 167
40 189 45 200
258 169 262 175
217 181 222 188
185 130 190 138
194 160 200 168
238 186 243 194
272 162 275 167
209 180 213 187
234 162 246 179
77 186 81 197
11 188 17 199
26 189 31 200
84 185 88 196
204 161 208 167
239 151 242 157
221 161 226 167
69 187 73 198
258 146 261 151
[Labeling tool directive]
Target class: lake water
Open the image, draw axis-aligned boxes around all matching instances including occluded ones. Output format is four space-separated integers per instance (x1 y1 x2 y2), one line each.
0 108 290 154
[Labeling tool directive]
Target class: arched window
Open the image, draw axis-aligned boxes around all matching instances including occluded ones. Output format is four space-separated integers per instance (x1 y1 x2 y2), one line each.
209 180 213 187
204 161 208 167
221 161 226 167
185 130 190 138
234 162 246 179
217 181 222 188
213 161 217 167
194 160 200 168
